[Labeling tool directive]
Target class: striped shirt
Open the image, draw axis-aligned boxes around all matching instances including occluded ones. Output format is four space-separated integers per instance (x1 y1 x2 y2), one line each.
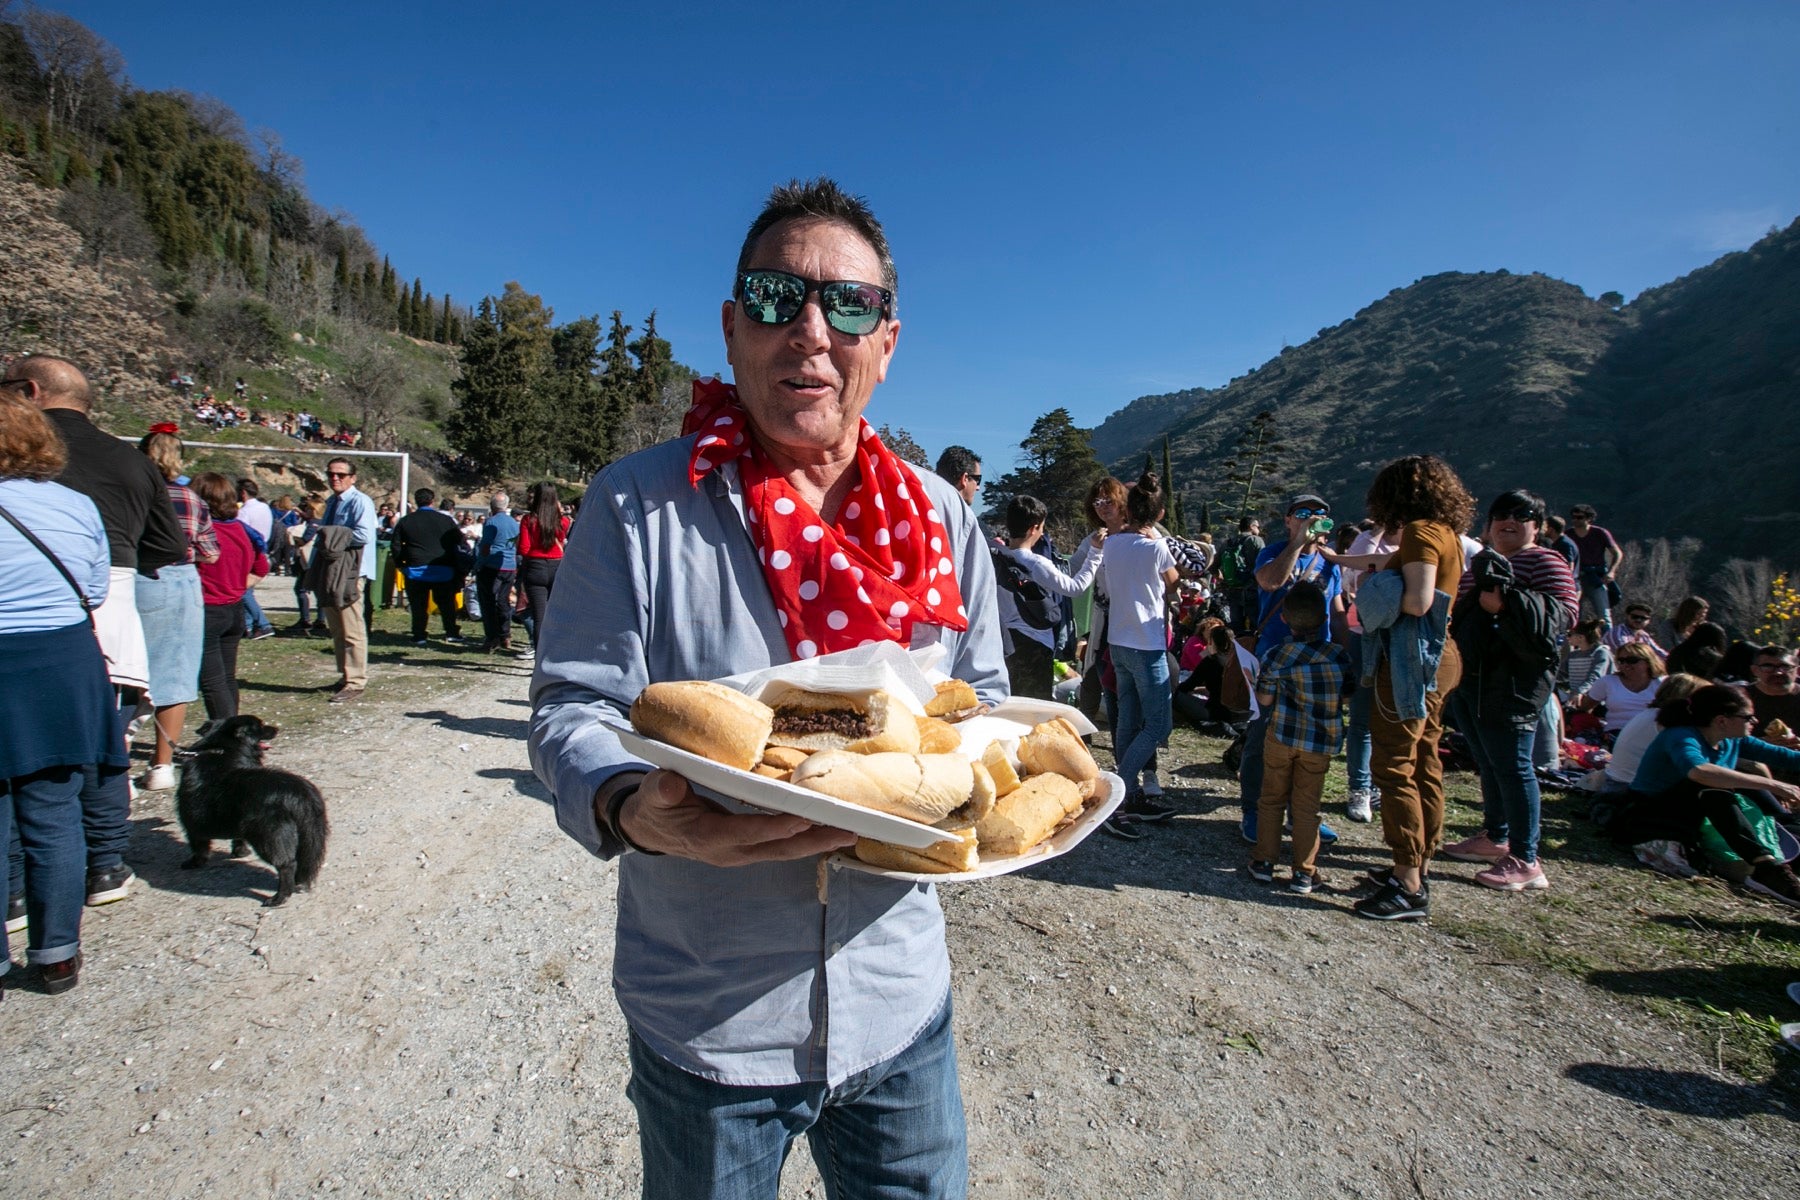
1256 636 1353 754
166 481 219 566
1456 545 1579 629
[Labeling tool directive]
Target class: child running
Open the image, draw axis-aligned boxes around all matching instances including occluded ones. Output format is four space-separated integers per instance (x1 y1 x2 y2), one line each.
1247 581 1354 893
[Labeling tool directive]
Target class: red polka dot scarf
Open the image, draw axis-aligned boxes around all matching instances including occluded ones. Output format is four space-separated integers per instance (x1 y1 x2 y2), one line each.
683 377 969 660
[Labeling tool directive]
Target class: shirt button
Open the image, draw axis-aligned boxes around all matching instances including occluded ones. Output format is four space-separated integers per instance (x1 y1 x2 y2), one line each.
829 942 843 956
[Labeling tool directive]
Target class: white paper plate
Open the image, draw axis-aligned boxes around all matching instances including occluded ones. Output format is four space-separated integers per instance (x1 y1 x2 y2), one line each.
604 718 959 849
826 771 1125 883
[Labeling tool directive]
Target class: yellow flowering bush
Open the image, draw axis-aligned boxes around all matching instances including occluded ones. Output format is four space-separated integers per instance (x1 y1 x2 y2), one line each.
1755 573 1800 644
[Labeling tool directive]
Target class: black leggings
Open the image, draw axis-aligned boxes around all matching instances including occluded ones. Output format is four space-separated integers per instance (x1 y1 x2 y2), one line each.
199 601 243 720
519 557 560 648
1614 781 1780 863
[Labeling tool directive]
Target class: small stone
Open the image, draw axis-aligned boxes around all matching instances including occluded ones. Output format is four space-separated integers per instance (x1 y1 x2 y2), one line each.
209 1058 225 1072
1107 1070 1126 1085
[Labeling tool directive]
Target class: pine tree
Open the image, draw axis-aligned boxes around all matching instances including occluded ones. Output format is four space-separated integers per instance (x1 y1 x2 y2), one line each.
437 293 453 343
981 409 1105 540
360 261 378 319
409 280 425 337
598 310 636 447
379 257 398 311
549 315 610 472
446 284 556 475
332 249 352 314
635 310 664 409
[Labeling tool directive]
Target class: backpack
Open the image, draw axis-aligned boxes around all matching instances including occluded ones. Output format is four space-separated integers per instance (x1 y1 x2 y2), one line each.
1219 536 1255 587
992 548 1057 630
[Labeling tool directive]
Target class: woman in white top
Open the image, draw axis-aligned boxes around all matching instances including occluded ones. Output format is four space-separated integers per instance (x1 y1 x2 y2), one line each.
1603 673 1705 792
1575 641 1666 736
1101 471 1182 825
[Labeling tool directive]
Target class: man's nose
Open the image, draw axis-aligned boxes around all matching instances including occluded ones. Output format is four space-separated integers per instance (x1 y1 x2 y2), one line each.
786 293 833 348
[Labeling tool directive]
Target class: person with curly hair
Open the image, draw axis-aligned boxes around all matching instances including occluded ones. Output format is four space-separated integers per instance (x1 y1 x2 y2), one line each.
1324 455 1476 920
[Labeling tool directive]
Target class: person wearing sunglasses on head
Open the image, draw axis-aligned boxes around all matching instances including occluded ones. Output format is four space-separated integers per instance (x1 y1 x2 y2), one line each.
530 178 1005 1199
1235 493 1347 846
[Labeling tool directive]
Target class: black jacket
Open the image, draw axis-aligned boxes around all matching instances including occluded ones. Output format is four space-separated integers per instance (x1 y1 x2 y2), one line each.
1449 552 1572 728
45 408 185 575
389 508 464 573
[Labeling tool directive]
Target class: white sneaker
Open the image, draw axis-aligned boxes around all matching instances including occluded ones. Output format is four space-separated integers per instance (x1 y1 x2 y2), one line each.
1633 839 1698 878
1346 788 1374 823
1141 770 1164 798
136 763 177 791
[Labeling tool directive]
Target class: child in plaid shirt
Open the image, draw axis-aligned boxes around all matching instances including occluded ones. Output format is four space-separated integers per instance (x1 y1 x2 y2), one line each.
1248 581 1354 893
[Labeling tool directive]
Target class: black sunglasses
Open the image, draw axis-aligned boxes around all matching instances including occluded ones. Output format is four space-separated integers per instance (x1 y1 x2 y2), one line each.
736 269 891 337
1492 506 1543 523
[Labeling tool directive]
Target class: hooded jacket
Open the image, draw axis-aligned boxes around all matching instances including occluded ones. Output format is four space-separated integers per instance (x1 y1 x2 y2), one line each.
1449 550 1571 727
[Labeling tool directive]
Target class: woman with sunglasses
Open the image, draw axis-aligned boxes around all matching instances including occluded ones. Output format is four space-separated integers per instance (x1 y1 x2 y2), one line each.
1611 684 1800 905
1571 642 1667 739
1435 490 1578 898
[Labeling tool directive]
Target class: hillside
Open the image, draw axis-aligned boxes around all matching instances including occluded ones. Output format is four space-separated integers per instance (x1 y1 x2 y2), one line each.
1094 220 1800 566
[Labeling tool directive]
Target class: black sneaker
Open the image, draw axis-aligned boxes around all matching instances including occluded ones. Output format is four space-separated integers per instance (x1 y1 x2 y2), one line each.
1121 793 1178 822
1361 867 1431 895
1353 879 1429 921
1102 814 1145 841
1747 862 1800 909
4 894 24 935
413 638 430 648
85 864 135 906
248 626 276 641
1289 868 1326 894
1246 859 1275 883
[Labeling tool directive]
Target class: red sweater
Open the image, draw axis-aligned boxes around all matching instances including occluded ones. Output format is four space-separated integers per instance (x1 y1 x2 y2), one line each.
198 520 269 606
519 514 570 560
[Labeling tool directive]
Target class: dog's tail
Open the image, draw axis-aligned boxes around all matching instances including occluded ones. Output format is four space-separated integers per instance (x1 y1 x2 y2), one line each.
296 788 330 887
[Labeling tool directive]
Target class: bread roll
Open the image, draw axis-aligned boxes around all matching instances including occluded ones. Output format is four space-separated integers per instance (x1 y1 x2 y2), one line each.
962 761 997 822
1018 718 1100 783
926 678 980 718
761 746 810 771
791 750 974 824
919 718 962 755
976 773 1082 855
768 689 921 755
852 824 980 873
981 741 1022 796
630 681 774 772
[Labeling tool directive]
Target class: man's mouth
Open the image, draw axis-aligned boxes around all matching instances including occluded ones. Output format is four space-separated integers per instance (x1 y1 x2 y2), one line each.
782 375 832 394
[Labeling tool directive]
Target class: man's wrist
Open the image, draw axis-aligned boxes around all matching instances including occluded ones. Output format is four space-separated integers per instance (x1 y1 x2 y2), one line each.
596 772 661 856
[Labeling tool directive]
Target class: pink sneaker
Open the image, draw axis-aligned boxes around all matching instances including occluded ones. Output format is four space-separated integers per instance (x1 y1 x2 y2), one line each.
1442 832 1510 863
1475 855 1549 891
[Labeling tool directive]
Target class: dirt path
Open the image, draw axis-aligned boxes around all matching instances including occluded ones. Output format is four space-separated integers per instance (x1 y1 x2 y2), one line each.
4 664 1796 1198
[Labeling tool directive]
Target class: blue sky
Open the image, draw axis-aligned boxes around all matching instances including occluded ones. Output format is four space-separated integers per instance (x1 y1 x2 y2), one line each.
56 0 1800 478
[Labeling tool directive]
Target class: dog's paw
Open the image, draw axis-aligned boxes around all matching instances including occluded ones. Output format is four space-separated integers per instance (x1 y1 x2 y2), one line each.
263 895 289 907
230 841 251 857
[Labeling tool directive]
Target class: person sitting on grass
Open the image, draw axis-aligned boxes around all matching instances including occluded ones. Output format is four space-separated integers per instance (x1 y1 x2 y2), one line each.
1246 581 1353 895
1606 683 1800 905
1605 602 1666 655
1557 619 1615 705
1597 672 1705 797
1571 640 1666 739
1665 620 1728 681
1174 621 1255 732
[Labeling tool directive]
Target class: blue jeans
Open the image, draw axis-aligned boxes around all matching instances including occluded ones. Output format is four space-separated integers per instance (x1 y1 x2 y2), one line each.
80 760 131 873
1 767 87 967
241 586 271 633
1450 692 1541 863
1344 633 1373 792
627 995 967 1200
1579 582 1612 630
1110 646 1172 793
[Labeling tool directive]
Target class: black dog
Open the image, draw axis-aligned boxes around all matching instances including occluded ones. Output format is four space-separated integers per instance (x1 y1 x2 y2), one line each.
175 716 329 906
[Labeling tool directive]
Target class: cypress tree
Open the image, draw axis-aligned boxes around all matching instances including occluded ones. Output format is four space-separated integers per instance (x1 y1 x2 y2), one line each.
264 237 282 298
422 293 435 340
437 293 453 343
237 226 259 287
1160 435 1176 531
360 262 379 318
409 279 425 337
380 257 398 309
332 249 352 314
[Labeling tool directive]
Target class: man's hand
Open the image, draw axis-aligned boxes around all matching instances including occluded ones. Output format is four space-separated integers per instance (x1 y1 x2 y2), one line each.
1766 778 1800 812
618 769 857 866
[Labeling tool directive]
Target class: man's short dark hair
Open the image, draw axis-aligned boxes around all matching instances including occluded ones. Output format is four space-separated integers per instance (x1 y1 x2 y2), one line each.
236 477 259 498
936 445 980 485
1544 514 1566 535
415 487 435 507
1756 645 1794 662
735 177 897 300
327 457 355 476
1569 503 1597 519
1006 495 1048 538
1282 580 1327 636
1238 516 1257 532
437 494 455 510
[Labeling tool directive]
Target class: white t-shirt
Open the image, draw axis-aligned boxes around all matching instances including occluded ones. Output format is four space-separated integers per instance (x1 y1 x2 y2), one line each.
1344 526 1401 633
1231 640 1263 722
238 495 273 543
1101 532 1177 652
1605 708 1661 784
996 544 1100 652
1582 673 1658 733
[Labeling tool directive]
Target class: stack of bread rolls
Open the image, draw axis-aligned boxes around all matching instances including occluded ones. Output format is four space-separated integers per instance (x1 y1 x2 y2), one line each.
628 683 1108 873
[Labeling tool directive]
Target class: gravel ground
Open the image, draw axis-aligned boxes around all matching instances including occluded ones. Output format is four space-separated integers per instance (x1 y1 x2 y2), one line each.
4 642 1798 1197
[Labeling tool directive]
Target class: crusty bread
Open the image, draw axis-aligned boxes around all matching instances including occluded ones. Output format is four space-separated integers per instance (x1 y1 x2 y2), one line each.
760 746 810 771
981 741 1022 796
852 824 980 873
630 681 774 772
768 689 922 755
962 761 997 822
791 750 973 824
918 717 963 755
925 678 979 718
975 773 1082 856
1018 718 1100 783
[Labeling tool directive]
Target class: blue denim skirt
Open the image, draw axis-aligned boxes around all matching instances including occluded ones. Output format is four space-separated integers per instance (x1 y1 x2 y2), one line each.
0 621 128 779
137 563 203 706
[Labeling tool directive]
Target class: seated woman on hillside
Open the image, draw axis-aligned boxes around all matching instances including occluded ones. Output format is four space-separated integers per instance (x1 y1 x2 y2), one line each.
1572 641 1666 737
1665 621 1728 680
1599 673 1704 795
1609 683 1800 903
1658 595 1709 656
1173 622 1255 731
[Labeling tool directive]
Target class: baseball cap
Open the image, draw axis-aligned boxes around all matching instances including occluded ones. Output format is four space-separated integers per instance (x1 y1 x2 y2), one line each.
1287 493 1328 514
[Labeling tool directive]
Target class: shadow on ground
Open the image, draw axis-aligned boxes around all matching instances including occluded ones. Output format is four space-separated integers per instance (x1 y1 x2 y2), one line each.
1564 1061 1798 1121
475 767 552 805
404 710 529 740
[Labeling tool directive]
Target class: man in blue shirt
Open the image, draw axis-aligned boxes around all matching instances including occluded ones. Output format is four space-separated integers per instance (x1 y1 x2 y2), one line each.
1238 493 1346 842
321 456 378 703
476 492 520 654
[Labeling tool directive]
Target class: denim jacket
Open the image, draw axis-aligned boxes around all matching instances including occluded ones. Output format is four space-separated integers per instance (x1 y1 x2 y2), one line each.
1356 568 1452 720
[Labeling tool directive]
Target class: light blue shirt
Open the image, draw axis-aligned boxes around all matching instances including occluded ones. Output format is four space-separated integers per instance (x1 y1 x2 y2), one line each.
479 510 519 571
529 436 1007 1087
322 484 377 580
0 478 110 634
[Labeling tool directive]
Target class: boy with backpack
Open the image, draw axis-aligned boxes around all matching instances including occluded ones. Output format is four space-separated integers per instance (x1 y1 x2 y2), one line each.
1247 581 1353 894
1221 517 1264 634
996 496 1104 699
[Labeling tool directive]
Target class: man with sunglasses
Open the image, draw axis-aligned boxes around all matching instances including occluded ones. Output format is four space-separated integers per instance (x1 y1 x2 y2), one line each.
531 179 1005 1199
1566 503 1624 631
1237 494 1346 843
1748 646 1800 751
318 457 377 703
1604 602 1666 655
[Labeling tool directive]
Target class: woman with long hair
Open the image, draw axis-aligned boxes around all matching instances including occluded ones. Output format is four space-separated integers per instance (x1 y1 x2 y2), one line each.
1612 683 1800 902
1571 640 1668 737
132 432 218 790
1100 471 1181 830
1661 595 1709 652
1073 476 1128 723
0 393 120 994
1665 621 1728 681
517 482 571 652
191 473 268 721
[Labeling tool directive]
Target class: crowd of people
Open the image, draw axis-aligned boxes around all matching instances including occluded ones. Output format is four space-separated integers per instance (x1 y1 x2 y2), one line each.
167 371 361 445
6 178 1797 1197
